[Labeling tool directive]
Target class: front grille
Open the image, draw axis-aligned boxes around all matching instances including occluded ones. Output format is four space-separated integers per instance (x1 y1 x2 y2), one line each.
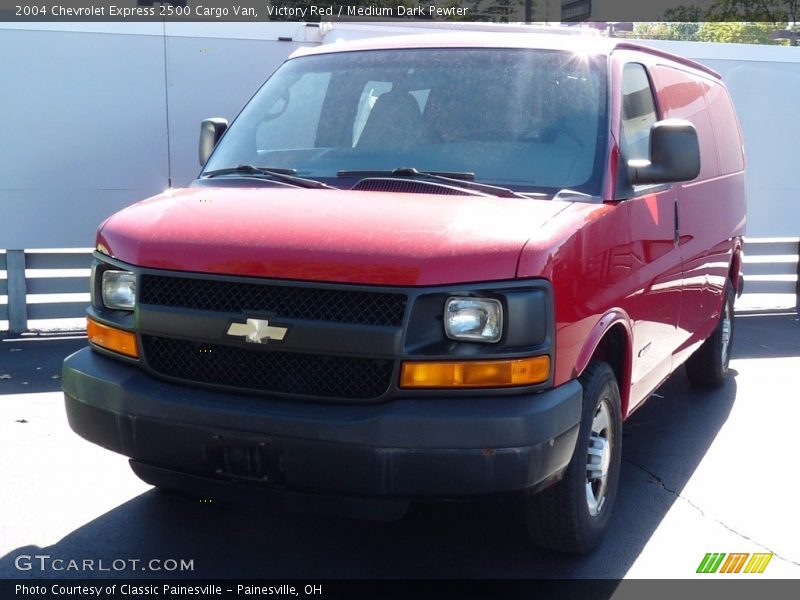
142 336 394 400
139 275 406 327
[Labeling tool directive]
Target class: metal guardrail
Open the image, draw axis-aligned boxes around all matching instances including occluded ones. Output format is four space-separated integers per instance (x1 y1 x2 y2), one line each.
1 239 798 334
738 237 800 314
0 249 93 334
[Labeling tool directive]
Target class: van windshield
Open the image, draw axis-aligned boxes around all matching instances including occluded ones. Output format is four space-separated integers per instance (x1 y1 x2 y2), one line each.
202 48 608 195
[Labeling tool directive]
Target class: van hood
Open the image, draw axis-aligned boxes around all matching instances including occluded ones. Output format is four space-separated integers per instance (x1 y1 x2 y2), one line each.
97 187 570 286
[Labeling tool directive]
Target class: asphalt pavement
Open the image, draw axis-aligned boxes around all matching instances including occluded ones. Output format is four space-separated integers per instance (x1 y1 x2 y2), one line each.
1 315 799 579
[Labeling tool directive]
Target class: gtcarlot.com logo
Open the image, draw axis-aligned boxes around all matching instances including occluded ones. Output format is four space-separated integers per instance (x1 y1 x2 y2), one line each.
14 554 194 573
696 552 773 574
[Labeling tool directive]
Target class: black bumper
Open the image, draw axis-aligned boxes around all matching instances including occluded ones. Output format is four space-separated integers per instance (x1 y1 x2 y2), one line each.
62 347 581 500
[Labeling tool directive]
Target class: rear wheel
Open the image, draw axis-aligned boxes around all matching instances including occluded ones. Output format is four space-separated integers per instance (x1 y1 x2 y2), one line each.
686 280 735 387
524 361 622 553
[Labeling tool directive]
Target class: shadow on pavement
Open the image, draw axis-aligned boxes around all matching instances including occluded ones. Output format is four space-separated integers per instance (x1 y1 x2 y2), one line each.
0 376 738 579
0 334 86 395
731 313 800 359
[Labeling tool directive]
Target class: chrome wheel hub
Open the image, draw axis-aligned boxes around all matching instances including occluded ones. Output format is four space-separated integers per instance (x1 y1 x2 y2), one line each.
586 398 613 517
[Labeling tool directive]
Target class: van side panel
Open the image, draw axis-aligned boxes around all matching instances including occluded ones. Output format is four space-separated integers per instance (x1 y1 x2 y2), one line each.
705 79 747 301
516 201 636 410
650 65 720 352
704 80 746 174
650 64 746 362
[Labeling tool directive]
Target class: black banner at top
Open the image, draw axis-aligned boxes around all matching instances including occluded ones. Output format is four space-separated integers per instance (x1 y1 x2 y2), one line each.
2 0 798 23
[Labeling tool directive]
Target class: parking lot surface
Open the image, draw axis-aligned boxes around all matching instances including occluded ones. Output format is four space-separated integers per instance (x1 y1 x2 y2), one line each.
1 315 799 579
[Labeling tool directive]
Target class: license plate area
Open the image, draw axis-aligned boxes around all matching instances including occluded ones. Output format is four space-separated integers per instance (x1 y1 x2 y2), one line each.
204 436 283 483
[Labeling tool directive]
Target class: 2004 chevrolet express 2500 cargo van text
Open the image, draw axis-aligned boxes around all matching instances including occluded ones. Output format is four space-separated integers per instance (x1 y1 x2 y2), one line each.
63 33 746 553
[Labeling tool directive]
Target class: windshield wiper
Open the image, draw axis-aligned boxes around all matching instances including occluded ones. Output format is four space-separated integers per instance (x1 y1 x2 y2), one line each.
203 165 337 190
338 167 476 181
337 167 526 199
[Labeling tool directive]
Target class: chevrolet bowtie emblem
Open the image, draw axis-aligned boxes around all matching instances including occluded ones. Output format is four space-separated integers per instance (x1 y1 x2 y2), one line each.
226 318 288 344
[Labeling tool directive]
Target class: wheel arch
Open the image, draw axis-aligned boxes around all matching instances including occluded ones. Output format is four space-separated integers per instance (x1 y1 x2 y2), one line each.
573 310 633 418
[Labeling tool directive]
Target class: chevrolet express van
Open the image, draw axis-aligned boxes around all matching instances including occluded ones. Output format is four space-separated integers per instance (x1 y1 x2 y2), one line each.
63 33 746 553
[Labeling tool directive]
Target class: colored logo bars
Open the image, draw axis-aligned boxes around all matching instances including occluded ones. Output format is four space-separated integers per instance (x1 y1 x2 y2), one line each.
696 552 773 574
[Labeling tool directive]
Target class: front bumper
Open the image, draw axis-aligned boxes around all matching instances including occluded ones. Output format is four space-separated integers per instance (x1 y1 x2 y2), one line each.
63 347 581 500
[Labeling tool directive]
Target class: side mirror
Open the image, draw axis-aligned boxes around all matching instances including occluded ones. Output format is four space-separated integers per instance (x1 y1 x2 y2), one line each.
199 118 228 166
628 119 700 185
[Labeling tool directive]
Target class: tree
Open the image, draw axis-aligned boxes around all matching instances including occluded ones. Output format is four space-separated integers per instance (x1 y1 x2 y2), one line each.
633 22 701 40
697 21 781 42
704 0 798 23
663 5 705 21
662 0 798 24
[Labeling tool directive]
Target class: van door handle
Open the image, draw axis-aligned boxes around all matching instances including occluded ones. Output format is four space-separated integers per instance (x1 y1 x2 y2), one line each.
673 200 680 245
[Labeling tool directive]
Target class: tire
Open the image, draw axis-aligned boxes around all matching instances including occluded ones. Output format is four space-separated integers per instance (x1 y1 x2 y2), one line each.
524 361 622 553
686 280 734 388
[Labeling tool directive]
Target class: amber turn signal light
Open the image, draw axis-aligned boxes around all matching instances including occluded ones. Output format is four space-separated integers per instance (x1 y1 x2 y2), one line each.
400 356 550 389
87 318 139 359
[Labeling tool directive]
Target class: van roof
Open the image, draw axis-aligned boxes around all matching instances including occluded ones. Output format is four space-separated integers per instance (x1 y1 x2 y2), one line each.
291 32 721 80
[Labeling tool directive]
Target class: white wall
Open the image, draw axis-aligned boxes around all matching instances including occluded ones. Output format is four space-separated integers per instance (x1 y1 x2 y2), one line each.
1 24 798 249
0 22 321 249
0 26 168 249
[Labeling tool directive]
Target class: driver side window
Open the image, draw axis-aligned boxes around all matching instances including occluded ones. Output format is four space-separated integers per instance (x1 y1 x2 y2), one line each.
621 64 658 162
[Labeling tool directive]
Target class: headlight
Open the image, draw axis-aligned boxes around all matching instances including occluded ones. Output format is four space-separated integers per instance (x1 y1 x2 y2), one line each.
101 270 136 310
444 297 502 343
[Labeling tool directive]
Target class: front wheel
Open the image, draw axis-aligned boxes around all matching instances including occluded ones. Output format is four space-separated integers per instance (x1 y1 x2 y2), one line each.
524 361 622 553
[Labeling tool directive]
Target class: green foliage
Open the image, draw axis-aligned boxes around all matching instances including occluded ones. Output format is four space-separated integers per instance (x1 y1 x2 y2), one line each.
633 20 789 44
661 0 798 24
633 22 701 40
703 0 798 23
697 21 781 42
662 5 705 21
636 0 799 44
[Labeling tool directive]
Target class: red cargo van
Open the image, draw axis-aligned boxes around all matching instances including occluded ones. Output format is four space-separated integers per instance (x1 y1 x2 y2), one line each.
63 33 745 553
